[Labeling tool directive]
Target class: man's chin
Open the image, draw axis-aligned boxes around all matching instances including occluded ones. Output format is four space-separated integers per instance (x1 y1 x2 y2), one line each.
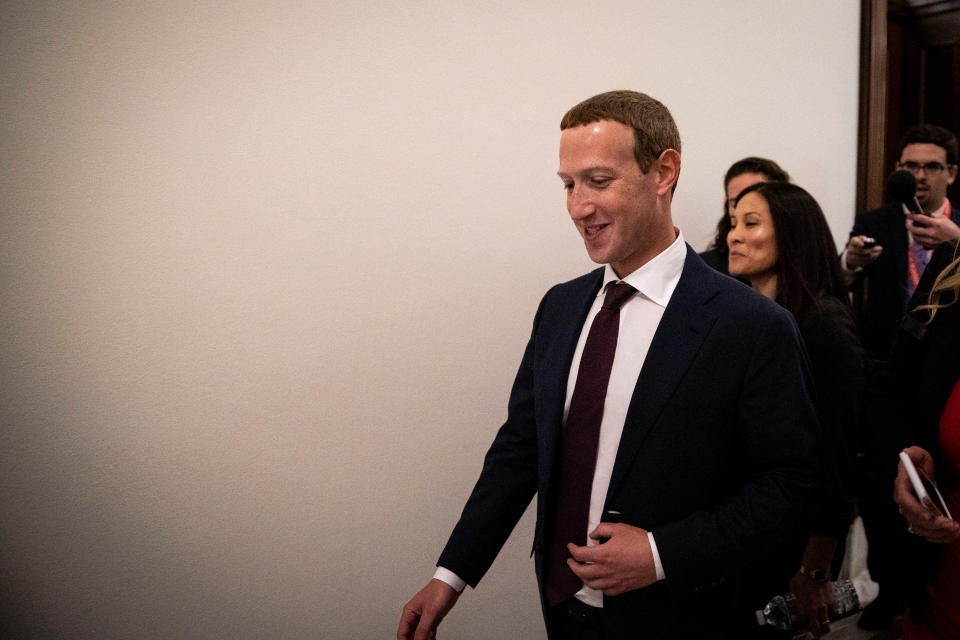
582 242 611 266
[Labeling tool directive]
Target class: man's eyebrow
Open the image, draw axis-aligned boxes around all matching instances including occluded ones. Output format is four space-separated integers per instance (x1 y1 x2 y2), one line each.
556 166 616 177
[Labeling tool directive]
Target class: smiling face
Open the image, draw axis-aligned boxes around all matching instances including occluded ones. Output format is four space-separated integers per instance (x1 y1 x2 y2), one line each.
899 143 957 213
557 120 677 277
727 191 778 287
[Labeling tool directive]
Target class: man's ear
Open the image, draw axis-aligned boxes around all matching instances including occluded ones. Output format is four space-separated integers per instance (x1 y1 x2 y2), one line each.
947 163 958 185
655 149 681 196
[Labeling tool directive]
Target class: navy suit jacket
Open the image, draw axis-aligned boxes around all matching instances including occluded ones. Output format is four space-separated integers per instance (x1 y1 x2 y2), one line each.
437 246 821 637
851 202 960 358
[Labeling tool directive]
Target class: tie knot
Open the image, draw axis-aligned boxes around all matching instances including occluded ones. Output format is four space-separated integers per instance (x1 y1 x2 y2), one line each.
602 281 636 311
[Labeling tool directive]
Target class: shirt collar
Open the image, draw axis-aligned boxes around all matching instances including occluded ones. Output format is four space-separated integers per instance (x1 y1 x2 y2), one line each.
902 198 949 218
600 229 686 308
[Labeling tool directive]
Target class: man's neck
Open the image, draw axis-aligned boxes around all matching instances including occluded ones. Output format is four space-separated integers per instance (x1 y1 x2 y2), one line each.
923 197 948 216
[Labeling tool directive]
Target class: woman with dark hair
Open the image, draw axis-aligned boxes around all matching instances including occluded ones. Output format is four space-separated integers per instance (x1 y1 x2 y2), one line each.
892 241 960 640
700 157 790 275
727 181 863 638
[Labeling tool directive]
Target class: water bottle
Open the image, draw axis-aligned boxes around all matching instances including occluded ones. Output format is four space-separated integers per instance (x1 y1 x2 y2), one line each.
755 579 862 631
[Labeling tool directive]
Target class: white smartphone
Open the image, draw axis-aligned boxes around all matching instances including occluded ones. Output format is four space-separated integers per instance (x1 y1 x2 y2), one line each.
900 451 953 520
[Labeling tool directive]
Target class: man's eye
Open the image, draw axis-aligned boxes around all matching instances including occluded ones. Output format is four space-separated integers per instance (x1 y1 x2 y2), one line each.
591 178 611 187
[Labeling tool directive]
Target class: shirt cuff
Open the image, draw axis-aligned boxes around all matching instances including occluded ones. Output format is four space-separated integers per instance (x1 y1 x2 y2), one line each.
433 567 467 593
839 249 861 274
648 532 665 581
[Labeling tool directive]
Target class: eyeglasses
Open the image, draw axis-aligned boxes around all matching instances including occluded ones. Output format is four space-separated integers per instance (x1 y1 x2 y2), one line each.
897 161 954 175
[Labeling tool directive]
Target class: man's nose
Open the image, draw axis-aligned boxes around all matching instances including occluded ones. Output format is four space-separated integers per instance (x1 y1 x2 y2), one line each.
568 186 595 219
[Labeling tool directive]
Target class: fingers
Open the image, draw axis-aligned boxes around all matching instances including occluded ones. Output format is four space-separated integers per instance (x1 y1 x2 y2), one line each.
567 541 597 563
397 604 420 640
907 220 938 248
845 236 882 266
893 464 923 512
846 235 866 250
903 446 935 476
790 577 830 638
566 541 620 591
397 606 436 640
894 451 960 543
567 556 599 580
906 215 960 248
413 613 438 640
566 557 625 594
907 515 960 543
398 601 437 640
397 580 458 640
589 522 617 542
808 599 830 638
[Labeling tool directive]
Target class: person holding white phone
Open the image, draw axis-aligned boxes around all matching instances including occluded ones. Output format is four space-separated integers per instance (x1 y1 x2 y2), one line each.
892 241 960 640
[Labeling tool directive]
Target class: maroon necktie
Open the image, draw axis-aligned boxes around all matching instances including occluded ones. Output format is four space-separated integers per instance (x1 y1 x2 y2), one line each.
545 281 636 606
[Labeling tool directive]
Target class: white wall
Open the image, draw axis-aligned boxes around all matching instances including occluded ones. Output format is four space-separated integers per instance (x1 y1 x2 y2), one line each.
0 2 860 638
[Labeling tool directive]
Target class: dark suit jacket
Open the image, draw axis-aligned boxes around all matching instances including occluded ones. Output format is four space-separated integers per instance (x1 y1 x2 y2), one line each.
437 246 822 638
851 202 960 358
738 297 863 631
697 247 729 275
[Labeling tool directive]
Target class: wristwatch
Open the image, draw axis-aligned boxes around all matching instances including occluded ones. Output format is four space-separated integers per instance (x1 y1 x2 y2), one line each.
798 564 829 583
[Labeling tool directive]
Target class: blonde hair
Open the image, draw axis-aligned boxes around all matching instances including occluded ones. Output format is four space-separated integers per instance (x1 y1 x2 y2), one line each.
915 244 960 323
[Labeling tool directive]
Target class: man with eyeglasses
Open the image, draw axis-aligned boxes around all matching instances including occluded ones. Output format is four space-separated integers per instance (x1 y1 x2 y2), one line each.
845 124 959 350
842 123 958 631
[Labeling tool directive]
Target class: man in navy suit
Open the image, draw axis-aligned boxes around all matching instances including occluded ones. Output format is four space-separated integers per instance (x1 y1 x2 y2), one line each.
842 124 958 630
844 124 959 359
397 90 821 639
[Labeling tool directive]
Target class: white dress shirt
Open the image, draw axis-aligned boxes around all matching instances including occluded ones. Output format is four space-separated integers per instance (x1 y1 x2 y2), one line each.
435 230 687 608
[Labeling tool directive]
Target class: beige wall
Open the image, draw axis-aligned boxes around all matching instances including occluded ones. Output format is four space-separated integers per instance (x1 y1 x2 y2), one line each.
0 2 860 637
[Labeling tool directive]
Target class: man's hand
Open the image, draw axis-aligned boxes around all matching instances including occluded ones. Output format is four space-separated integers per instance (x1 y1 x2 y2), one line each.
844 235 883 268
397 579 460 640
893 446 960 544
906 213 960 249
788 571 832 638
566 523 657 596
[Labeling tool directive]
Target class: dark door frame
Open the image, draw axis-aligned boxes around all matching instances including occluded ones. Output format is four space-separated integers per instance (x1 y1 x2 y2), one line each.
857 0 960 216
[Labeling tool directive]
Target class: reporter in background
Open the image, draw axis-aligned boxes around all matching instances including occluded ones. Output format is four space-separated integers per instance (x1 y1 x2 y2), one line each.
893 241 960 640
727 182 862 638
844 125 959 357
700 157 790 276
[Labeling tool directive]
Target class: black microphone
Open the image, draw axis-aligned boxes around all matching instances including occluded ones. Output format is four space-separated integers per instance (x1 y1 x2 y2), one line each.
886 169 923 214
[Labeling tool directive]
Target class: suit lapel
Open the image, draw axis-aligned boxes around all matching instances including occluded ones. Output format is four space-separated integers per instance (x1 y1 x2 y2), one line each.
605 248 720 501
538 270 603 491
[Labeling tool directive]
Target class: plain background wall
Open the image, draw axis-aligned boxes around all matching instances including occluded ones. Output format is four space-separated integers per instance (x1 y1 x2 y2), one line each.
0 2 860 638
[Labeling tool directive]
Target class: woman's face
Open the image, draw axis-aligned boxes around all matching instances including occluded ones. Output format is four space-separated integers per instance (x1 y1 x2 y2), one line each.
727 191 778 281
726 172 767 215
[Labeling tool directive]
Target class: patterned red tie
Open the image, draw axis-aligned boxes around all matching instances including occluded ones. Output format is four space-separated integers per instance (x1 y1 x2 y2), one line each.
545 281 636 606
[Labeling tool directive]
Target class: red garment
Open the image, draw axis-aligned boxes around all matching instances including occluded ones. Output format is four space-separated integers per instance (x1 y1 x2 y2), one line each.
903 375 960 640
